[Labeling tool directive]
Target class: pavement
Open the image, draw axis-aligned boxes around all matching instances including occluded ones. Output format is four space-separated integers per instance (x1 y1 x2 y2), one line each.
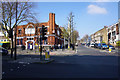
8 48 76 56
4 48 76 64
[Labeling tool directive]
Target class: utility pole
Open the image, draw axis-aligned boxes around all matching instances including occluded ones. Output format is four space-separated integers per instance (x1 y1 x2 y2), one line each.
14 1 18 60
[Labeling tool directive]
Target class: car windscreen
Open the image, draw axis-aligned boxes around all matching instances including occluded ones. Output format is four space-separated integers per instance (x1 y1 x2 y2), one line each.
109 45 113 47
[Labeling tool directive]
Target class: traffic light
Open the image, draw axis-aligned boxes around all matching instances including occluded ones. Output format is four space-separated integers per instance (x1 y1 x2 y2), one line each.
42 25 47 40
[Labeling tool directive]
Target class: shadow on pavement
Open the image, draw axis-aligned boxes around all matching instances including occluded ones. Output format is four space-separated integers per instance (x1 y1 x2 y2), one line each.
2 53 120 79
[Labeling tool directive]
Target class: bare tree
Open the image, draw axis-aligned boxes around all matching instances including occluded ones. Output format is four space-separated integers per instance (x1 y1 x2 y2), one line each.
72 30 79 44
67 12 74 48
82 34 89 44
1 2 38 58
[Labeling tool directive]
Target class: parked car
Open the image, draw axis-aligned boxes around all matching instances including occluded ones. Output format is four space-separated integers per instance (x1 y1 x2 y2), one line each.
98 43 108 49
90 43 95 47
81 43 85 45
86 43 90 47
0 47 8 55
94 43 98 48
109 45 115 50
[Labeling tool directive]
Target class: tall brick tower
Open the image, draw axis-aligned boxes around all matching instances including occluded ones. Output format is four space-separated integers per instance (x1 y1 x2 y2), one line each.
49 13 55 34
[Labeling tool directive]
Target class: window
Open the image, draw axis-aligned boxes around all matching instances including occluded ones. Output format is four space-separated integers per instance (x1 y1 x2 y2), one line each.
21 39 23 45
17 39 19 45
18 29 22 34
23 28 25 34
112 31 116 36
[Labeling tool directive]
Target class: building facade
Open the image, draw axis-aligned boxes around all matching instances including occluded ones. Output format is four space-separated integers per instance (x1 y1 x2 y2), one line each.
107 22 119 46
90 26 108 44
0 23 10 44
16 13 64 49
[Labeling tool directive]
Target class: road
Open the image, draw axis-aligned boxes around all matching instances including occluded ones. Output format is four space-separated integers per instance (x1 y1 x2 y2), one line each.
2 45 119 79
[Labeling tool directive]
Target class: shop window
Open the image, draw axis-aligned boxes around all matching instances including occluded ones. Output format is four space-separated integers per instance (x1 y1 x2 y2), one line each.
21 39 23 45
17 39 19 45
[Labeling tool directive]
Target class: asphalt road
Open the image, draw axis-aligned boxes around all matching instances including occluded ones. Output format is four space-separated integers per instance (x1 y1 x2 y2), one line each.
2 45 119 79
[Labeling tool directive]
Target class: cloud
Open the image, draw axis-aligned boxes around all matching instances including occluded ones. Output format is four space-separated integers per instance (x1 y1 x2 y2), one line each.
87 4 107 14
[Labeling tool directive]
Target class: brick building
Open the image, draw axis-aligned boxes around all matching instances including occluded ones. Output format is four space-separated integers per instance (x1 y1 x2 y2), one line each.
16 13 64 49
90 26 108 44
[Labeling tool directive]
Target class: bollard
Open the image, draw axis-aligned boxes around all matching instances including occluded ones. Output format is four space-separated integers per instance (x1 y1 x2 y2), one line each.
45 51 50 60
109 47 111 53
48 51 50 59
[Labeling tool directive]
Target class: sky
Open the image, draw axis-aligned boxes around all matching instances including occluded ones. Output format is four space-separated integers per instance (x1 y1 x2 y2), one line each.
28 1 118 39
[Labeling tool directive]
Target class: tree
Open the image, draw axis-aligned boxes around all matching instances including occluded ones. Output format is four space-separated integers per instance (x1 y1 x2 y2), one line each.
72 30 79 44
83 34 89 43
67 12 74 48
1 2 38 58
61 27 69 39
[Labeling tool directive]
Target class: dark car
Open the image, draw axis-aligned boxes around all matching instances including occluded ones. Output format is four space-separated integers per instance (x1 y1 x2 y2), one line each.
86 43 90 47
81 43 85 45
94 43 98 48
109 45 115 50
0 47 8 55
98 43 108 49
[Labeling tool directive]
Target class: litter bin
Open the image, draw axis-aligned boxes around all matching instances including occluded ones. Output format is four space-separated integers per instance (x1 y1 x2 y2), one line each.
45 51 50 60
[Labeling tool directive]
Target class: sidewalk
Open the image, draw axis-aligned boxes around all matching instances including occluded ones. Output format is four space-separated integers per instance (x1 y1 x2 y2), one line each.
50 49 76 56
4 48 76 64
8 48 76 56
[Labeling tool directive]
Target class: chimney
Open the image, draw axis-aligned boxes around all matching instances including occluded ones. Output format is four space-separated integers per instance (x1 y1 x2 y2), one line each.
49 13 55 34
